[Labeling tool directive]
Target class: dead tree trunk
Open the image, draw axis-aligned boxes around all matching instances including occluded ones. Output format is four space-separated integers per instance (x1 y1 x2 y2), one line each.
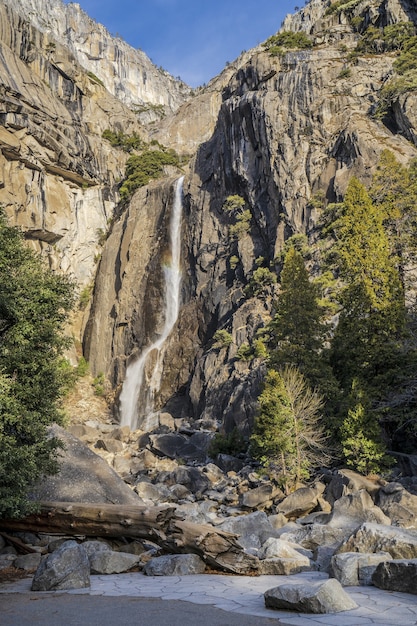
0 502 176 541
0 502 260 574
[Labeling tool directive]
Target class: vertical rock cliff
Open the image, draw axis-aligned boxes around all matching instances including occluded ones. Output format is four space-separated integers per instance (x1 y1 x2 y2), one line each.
2 0 417 435
85 0 417 434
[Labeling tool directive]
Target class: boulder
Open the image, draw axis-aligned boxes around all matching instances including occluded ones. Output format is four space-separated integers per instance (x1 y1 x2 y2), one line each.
31 540 90 591
81 540 112 559
275 483 325 519
165 466 210 496
264 579 358 613
377 482 417 529
259 557 311 575
30 426 142 505
144 554 206 576
260 537 309 561
325 469 382 504
372 559 417 594
135 481 172 504
337 523 417 559
240 483 283 509
89 551 141 574
214 454 245 473
279 523 348 551
148 432 211 463
327 490 391 529
329 552 392 586
217 511 278 552
13 553 42 571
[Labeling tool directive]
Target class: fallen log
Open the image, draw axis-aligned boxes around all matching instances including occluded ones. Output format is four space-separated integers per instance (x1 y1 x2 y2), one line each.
163 519 260 575
0 502 260 574
0 502 177 541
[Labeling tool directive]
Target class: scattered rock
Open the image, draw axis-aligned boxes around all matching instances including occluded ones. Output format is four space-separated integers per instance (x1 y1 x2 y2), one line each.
329 552 392 586
327 490 391 529
264 579 358 613
337 523 417 559
372 559 417 594
31 540 90 591
144 554 206 576
89 551 141 574
275 483 325 519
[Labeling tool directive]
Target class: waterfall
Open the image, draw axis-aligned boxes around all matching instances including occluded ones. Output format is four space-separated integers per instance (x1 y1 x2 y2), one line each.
119 176 184 430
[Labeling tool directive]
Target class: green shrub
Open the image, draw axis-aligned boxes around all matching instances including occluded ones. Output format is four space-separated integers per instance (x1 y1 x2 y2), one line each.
229 209 252 239
87 71 104 86
325 0 362 16
208 428 247 458
76 356 89 377
246 266 277 296
337 67 352 79
92 372 105 396
213 329 233 348
120 148 180 200
236 342 252 361
79 284 93 310
229 255 239 270
263 31 313 53
102 130 144 152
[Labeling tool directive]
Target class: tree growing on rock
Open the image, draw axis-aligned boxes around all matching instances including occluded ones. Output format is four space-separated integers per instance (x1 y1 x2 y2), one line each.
0 211 75 518
250 366 328 492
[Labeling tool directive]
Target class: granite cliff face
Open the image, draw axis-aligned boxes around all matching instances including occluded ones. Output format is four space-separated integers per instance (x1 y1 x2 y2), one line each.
83 0 417 434
0 0 189 293
2 0 417 432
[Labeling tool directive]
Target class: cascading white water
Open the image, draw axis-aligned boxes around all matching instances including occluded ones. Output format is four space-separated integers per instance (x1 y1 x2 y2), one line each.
119 176 184 430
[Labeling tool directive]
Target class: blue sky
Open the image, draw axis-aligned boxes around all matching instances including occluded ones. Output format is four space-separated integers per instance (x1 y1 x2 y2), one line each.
65 1 297 87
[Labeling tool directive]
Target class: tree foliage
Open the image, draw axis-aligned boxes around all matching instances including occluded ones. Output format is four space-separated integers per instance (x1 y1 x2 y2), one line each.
250 367 327 492
0 212 75 518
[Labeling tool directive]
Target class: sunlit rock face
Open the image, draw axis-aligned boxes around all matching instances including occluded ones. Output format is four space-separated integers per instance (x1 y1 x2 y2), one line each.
2 0 191 115
2 0 417 432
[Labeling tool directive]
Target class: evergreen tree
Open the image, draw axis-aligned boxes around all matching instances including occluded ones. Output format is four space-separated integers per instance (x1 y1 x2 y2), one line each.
326 178 406 471
370 149 417 289
250 366 327 492
267 246 336 400
340 380 392 475
0 211 75 518
329 177 405 392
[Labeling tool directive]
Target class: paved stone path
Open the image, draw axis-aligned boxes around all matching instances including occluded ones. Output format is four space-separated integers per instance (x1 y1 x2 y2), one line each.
2 571 417 625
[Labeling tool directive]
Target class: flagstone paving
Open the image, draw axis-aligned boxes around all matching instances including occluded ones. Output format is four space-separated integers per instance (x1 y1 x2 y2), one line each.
1 570 417 625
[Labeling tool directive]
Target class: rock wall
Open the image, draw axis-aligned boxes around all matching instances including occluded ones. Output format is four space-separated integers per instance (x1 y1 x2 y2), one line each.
85 0 417 433
2 0 191 115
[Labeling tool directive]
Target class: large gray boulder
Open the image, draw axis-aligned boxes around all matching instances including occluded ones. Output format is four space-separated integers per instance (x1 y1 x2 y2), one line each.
337 523 417 559
31 540 90 591
325 469 382 504
217 511 278 552
30 425 142 505
264 579 358 613
327 490 391 529
275 483 326 519
372 559 417 594
144 554 206 576
89 551 141 574
240 483 283 510
377 483 417 529
329 552 392 586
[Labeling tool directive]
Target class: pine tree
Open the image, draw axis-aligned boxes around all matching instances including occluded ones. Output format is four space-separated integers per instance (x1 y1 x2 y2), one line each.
326 178 406 471
267 246 336 399
329 177 405 392
250 366 327 491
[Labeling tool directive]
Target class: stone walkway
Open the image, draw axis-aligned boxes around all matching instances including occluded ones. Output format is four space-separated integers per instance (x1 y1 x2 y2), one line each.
1 571 417 625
